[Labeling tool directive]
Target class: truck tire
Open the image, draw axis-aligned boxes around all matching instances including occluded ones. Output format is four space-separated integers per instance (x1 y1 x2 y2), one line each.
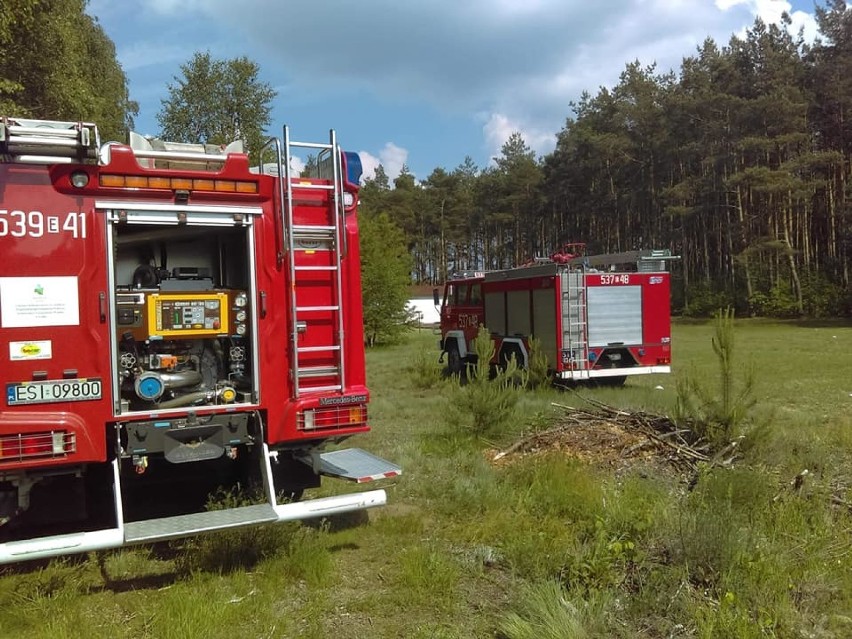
447 343 463 377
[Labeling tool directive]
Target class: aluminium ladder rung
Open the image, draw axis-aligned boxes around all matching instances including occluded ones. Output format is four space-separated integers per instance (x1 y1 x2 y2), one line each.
293 224 336 234
300 384 343 393
297 345 341 353
294 265 338 272
293 236 336 245
298 366 341 378
296 305 340 312
288 140 334 151
292 227 337 242
289 182 334 191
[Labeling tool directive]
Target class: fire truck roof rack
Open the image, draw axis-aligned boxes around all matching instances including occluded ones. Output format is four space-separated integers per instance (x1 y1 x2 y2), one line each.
126 131 244 170
572 248 678 271
0 117 100 164
518 244 679 273
449 270 487 280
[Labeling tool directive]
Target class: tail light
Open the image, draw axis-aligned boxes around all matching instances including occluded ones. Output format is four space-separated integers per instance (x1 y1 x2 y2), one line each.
298 405 368 431
0 431 75 461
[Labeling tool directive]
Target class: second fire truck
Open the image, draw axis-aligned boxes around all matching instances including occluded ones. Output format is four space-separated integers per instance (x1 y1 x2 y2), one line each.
0 116 400 564
437 244 677 385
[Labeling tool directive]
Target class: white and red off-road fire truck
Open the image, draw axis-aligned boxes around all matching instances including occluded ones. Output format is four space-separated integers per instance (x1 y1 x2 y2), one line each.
0 117 400 564
437 244 677 385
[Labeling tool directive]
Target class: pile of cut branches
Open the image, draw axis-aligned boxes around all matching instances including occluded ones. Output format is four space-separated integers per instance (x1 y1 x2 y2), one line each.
493 391 742 476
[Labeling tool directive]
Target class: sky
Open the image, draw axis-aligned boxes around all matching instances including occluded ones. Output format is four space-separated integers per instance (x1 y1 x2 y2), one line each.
86 0 822 182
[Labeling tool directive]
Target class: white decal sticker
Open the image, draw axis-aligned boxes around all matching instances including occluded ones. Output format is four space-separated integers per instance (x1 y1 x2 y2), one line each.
600 273 631 285
0 276 80 328
9 340 53 360
0 210 86 239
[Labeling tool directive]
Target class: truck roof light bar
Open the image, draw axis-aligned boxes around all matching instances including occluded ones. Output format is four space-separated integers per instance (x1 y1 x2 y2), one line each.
99 173 258 194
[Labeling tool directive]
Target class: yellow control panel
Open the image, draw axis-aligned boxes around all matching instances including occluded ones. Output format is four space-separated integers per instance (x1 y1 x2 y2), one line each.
147 293 230 338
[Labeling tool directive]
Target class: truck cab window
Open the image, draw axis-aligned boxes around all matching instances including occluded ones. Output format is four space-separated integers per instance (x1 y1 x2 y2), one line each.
456 284 470 305
470 283 482 305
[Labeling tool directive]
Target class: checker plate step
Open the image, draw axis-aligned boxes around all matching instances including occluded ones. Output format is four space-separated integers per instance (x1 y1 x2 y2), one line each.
124 503 278 543
316 448 402 483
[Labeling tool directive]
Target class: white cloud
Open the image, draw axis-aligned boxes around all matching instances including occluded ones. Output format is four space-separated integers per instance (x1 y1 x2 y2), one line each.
357 143 409 183
289 155 305 174
482 113 556 163
716 0 818 41
116 41 189 72
483 114 516 159
359 152 381 183
380 143 410 182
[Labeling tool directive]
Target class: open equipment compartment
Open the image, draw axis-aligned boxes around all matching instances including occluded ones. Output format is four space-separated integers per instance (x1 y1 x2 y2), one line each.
109 209 259 416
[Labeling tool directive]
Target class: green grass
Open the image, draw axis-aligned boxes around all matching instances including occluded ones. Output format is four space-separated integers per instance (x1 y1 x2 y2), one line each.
0 319 850 637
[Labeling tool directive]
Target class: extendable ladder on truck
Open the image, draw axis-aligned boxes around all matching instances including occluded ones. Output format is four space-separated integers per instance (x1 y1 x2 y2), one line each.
0 117 99 164
561 269 588 372
281 126 347 398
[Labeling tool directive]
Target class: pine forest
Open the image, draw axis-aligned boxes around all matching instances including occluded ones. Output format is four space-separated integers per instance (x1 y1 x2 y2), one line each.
359 3 852 318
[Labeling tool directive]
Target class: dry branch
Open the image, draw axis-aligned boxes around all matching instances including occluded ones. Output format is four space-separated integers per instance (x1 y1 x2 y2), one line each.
496 393 728 474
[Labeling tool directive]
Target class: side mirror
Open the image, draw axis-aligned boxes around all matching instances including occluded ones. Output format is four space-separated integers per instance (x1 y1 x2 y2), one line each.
433 288 440 307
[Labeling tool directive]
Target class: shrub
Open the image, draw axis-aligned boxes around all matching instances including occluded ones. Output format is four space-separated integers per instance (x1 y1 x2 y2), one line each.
525 335 551 390
675 307 757 446
682 282 735 318
407 343 444 390
748 285 799 318
448 325 523 436
800 272 846 318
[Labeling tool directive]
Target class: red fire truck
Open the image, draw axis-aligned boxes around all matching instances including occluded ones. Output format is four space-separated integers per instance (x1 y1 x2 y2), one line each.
437 244 677 385
0 116 400 563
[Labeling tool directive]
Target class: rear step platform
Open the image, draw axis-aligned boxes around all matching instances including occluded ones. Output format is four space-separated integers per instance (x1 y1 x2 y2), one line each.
314 448 402 483
125 504 279 543
0 447 402 564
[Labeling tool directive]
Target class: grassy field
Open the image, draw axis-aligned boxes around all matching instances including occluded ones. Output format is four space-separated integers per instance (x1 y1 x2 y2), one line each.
1 319 850 638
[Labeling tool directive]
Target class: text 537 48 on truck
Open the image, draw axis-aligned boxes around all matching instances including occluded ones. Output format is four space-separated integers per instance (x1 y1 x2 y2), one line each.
437 244 678 385
0 117 400 564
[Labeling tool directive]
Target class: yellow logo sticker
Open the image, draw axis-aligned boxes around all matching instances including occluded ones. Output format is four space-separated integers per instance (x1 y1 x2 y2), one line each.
20 343 42 356
9 340 52 361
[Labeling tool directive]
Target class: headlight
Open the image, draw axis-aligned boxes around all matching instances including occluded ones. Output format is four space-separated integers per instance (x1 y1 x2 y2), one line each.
70 171 89 188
